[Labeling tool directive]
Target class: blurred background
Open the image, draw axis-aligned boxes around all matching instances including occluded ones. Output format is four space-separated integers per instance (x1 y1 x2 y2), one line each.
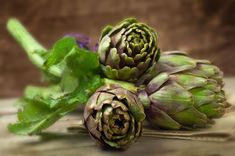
0 0 235 98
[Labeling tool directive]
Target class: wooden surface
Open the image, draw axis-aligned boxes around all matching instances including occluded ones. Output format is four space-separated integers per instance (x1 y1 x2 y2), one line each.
1 0 235 97
1 78 235 156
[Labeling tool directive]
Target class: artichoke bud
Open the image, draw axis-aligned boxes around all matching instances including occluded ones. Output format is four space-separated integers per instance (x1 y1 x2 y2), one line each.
138 51 227 130
98 18 160 82
84 84 145 149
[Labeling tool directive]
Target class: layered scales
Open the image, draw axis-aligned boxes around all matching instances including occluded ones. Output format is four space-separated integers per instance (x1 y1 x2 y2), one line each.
84 84 145 149
98 18 160 82
138 51 228 129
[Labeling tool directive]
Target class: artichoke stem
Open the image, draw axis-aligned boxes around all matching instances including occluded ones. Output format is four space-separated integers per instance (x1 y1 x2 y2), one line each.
7 18 62 77
104 78 138 92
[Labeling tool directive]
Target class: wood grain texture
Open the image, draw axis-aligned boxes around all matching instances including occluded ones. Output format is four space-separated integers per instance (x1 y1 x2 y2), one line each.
0 78 235 156
0 0 235 97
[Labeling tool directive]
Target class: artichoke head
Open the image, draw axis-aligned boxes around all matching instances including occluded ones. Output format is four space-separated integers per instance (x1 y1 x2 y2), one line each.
138 51 228 130
98 18 160 82
84 84 145 149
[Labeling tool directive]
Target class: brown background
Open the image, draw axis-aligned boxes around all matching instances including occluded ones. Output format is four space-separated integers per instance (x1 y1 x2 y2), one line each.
0 0 235 98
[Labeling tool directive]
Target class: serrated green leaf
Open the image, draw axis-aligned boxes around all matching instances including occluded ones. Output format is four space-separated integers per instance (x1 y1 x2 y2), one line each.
60 68 78 93
65 47 100 76
9 64 103 136
44 37 77 68
24 85 61 100
8 101 77 135
17 99 53 122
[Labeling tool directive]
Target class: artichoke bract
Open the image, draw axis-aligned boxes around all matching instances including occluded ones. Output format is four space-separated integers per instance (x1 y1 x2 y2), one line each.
84 84 145 149
98 18 160 82
138 51 227 130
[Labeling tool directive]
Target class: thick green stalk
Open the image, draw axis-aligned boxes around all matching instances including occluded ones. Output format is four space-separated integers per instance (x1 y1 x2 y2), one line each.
104 78 138 92
7 19 45 67
7 18 62 77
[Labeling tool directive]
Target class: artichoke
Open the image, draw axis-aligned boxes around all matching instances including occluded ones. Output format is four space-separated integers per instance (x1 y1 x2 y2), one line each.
98 18 160 82
138 51 227 130
84 84 145 149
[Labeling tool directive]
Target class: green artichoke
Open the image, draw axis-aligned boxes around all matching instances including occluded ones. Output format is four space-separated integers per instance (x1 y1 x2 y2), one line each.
84 84 145 149
138 51 227 130
98 18 160 82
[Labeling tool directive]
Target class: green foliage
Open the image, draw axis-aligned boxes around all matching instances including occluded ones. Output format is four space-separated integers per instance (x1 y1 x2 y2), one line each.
8 36 104 135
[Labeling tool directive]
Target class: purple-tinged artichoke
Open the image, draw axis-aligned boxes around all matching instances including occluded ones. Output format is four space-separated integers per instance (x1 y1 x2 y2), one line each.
84 84 145 149
98 18 160 82
138 51 227 130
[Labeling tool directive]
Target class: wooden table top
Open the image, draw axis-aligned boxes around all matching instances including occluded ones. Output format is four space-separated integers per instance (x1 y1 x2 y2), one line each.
1 78 235 156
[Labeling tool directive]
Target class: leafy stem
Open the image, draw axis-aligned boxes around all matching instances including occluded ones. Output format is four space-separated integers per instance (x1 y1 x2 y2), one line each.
7 18 62 77
7 18 138 91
